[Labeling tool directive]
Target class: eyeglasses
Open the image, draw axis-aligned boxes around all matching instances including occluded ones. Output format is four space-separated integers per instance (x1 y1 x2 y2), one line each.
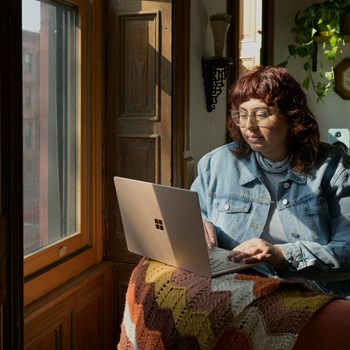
230 108 274 127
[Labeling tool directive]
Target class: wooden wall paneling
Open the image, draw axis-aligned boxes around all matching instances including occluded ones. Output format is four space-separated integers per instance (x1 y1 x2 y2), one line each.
24 263 114 350
119 13 159 118
117 135 159 182
27 327 63 350
72 295 102 349
24 316 70 350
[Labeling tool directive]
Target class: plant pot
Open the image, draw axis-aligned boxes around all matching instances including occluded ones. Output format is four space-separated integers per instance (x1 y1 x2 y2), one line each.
210 20 230 57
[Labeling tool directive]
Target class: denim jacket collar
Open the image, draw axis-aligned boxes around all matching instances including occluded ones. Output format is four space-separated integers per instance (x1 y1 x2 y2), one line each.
239 152 307 186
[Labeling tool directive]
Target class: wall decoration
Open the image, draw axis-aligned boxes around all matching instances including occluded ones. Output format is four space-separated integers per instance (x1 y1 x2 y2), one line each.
334 58 350 100
202 13 233 112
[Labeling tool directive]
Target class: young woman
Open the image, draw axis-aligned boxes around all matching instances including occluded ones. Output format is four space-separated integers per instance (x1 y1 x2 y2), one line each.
191 66 350 298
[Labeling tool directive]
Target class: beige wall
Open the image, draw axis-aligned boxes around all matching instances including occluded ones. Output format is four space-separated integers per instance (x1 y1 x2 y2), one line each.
189 0 228 168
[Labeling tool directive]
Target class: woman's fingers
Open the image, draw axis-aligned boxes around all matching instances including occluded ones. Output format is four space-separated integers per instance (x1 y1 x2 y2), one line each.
227 238 286 267
203 220 217 249
228 245 261 262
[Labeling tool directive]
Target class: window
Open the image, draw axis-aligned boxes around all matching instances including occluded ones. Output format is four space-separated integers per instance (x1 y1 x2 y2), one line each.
23 0 78 256
22 0 103 305
23 120 33 149
24 52 33 73
23 85 32 109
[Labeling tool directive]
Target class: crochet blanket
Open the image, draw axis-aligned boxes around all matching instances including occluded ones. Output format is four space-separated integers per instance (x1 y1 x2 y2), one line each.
118 258 335 350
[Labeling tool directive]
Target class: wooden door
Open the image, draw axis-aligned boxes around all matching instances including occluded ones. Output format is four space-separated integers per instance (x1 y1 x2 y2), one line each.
105 0 173 261
105 0 177 331
107 0 172 184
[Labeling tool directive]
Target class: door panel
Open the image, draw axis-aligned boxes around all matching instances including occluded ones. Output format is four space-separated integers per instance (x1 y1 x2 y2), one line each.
105 0 172 263
117 136 159 180
120 13 159 118
105 0 173 332
114 0 172 186
105 0 192 336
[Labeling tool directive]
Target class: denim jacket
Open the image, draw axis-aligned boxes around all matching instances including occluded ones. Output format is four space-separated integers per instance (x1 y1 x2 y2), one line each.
190 142 350 298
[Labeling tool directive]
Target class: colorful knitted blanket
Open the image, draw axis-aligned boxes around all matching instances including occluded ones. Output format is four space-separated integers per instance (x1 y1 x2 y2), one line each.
118 258 335 350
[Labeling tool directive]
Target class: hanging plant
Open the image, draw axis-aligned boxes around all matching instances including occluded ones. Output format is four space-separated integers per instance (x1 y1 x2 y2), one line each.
279 0 350 101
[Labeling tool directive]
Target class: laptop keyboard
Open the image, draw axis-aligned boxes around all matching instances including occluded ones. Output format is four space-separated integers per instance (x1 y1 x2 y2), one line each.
209 256 237 273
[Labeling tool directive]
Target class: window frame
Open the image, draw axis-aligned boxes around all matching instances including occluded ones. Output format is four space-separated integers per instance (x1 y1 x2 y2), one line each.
23 0 103 306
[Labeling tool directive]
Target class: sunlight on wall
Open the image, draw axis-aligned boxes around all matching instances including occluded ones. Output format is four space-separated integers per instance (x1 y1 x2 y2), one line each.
189 0 229 170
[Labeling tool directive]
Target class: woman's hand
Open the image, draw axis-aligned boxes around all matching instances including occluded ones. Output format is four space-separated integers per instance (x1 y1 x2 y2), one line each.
227 238 286 268
203 220 218 249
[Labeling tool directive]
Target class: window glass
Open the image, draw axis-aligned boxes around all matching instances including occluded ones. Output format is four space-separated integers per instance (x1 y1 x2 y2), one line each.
24 53 33 73
22 0 78 256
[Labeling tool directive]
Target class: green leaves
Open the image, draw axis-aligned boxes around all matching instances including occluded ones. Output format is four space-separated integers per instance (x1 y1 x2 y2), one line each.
324 70 334 81
303 61 312 71
323 34 344 61
288 43 314 58
278 61 288 68
316 81 331 101
302 76 311 90
279 0 349 101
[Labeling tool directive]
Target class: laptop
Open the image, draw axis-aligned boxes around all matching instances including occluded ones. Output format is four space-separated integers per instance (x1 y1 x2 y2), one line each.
113 176 258 277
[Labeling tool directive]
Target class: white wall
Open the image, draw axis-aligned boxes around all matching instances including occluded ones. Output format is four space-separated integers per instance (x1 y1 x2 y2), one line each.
274 0 350 142
189 0 228 167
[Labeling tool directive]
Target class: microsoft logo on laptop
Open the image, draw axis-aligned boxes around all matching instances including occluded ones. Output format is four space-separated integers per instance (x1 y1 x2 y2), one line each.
154 218 164 231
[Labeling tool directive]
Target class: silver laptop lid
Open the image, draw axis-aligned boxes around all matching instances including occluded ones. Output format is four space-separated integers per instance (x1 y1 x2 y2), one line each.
114 176 212 276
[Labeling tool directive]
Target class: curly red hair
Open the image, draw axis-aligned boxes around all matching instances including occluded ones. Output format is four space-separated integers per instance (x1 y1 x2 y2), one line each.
227 66 320 174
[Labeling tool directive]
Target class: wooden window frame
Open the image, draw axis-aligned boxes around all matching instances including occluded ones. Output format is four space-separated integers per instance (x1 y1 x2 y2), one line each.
24 0 103 306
